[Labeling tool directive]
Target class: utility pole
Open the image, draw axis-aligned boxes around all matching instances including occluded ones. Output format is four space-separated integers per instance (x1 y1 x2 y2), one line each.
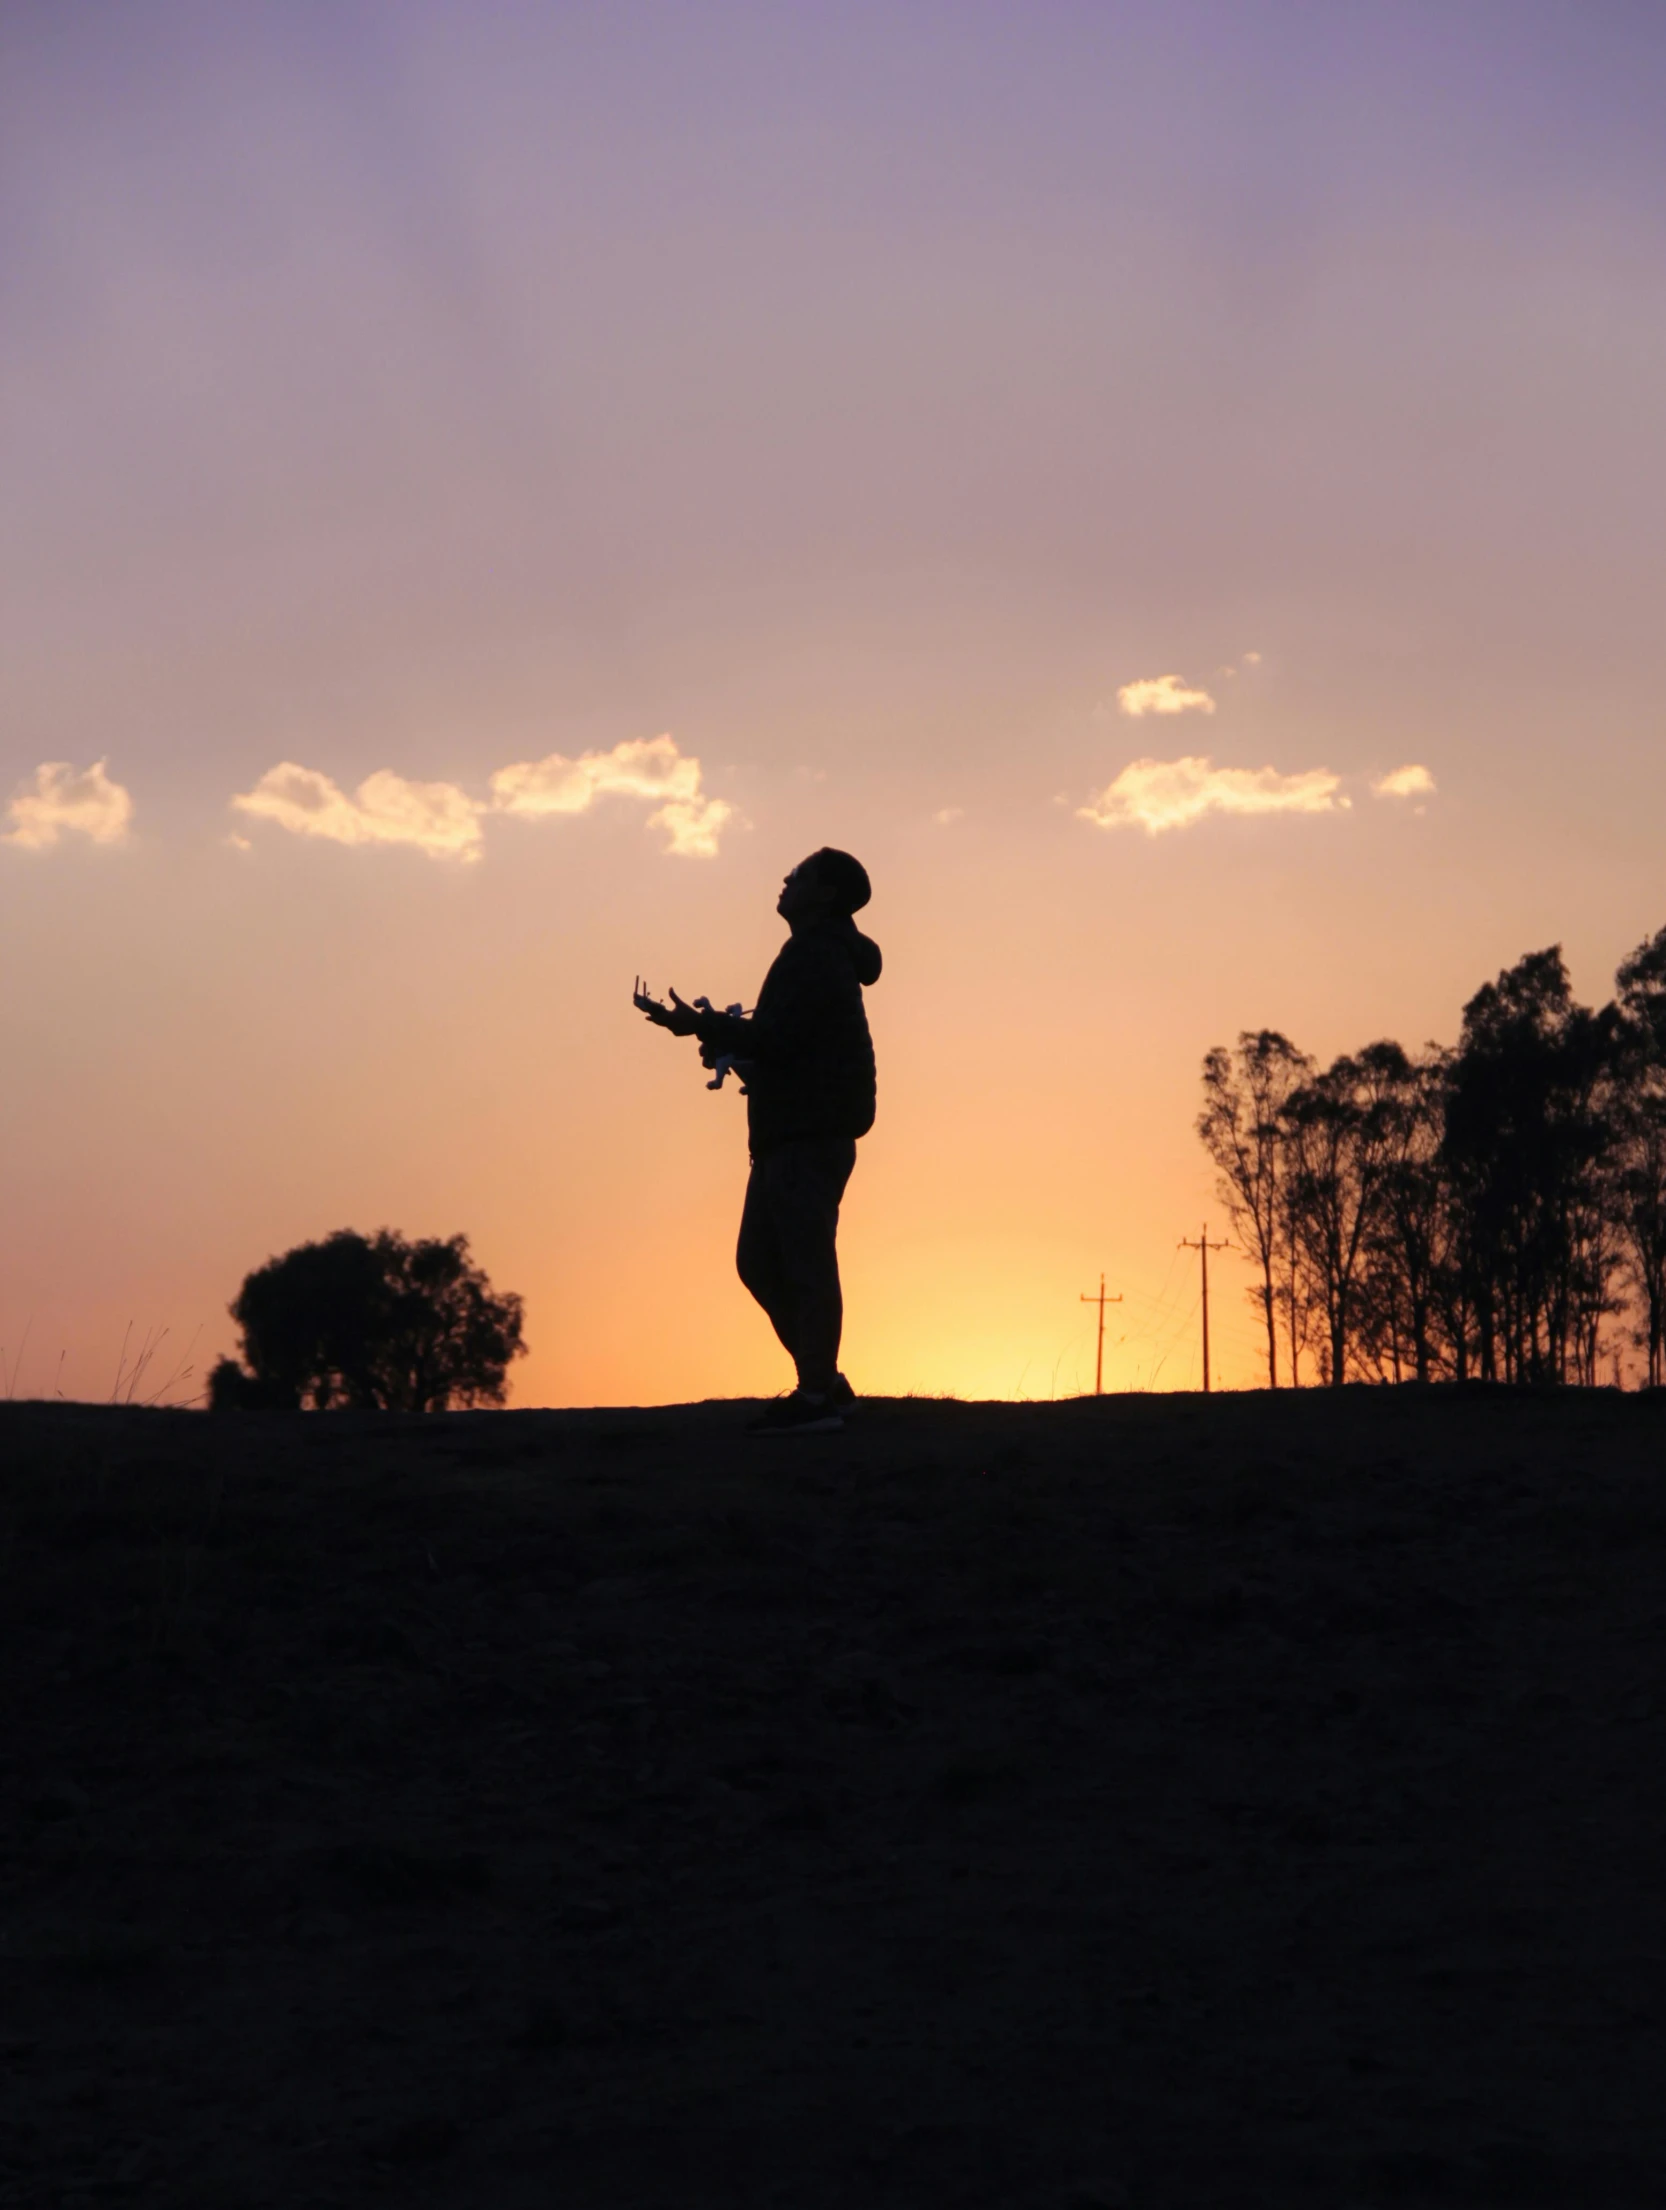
1178 1224 1231 1393
1079 1272 1123 1397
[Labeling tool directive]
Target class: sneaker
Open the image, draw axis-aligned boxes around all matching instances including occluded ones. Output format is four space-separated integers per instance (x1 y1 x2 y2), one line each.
747 1391 844 1436
831 1373 857 1407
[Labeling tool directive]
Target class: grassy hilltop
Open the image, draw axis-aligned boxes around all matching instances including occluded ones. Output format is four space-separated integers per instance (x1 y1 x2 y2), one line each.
4 1390 1664 2208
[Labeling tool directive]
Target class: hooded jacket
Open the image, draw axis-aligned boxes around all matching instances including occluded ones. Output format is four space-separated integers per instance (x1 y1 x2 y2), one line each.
694 915 882 1155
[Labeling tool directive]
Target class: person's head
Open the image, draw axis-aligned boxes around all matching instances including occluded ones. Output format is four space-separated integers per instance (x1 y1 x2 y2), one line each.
777 847 872 928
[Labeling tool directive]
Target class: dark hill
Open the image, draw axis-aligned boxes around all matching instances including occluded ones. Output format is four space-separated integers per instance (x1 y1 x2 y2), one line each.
3 1390 1664 2207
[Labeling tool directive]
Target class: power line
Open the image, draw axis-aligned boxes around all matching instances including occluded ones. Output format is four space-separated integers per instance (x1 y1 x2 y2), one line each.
1111 1248 1188 1356
1078 1272 1123 1397
1147 1292 1202 1390
1177 1224 1232 1393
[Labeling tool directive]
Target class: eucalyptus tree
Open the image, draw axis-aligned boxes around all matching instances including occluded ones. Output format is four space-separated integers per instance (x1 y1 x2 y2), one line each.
1281 1049 1398 1387
1356 1044 1453 1384
1444 948 1618 1383
1613 924 1666 1385
1197 1030 1313 1387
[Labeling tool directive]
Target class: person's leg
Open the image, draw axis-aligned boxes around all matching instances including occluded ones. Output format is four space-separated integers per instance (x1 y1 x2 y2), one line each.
767 1138 857 1396
735 1154 799 1368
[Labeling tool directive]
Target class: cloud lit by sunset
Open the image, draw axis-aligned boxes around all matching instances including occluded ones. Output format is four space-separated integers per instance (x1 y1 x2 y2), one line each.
1116 675 1218 718
232 736 731 863
233 764 486 860
491 736 731 856
5 761 132 850
1078 757 1345 835
1372 763 1437 799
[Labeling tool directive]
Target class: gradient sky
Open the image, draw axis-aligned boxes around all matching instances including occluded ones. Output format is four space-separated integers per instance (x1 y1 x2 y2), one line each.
5 0 1666 1405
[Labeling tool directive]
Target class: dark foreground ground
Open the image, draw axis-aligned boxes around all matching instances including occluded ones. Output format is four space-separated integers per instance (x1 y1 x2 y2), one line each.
2 1390 1664 2209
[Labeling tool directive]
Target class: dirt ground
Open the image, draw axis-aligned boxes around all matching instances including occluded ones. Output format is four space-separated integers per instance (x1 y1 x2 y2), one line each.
2 1388 1664 2208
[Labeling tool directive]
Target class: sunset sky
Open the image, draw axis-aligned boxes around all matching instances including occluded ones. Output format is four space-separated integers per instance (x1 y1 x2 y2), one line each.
6 1 1666 1406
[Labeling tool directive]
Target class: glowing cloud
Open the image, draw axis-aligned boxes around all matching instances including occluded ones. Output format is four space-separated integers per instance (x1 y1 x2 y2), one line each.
231 734 731 861
5 759 134 849
1079 755 1345 835
1117 674 1217 718
232 764 484 860
4 759 133 849
491 734 731 856
1372 763 1436 799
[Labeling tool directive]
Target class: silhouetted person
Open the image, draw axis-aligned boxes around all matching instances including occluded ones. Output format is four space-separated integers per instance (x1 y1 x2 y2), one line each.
635 849 881 1433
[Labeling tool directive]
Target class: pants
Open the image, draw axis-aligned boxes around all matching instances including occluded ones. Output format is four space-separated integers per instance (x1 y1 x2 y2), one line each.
736 1137 857 1394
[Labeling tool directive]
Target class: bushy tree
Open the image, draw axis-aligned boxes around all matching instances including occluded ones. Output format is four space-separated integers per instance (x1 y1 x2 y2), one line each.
208 1229 525 1412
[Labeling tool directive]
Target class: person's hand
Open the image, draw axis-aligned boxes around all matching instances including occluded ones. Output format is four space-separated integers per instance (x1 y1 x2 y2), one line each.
633 978 701 1037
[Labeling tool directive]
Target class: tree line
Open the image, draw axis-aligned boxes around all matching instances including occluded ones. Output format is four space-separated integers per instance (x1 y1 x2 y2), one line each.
1197 925 1666 1388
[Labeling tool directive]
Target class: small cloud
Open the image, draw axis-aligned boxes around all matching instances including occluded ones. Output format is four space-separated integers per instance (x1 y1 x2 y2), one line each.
4 759 133 849
1116 674 1217 719
1241 649 1262 666
933 806 964 826
225 832 252 852
1079 755 1344 835
1372 763 1436 799
232 763 484 860
491 734 731 857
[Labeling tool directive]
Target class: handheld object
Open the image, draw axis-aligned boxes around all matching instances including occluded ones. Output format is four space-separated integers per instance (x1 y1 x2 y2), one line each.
693 997 751 1091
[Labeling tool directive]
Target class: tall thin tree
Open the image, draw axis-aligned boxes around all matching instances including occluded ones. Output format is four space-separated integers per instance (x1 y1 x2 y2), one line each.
1613 925 1666 1385
1197 1031 1313 1388
1281 1051 1395 1387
